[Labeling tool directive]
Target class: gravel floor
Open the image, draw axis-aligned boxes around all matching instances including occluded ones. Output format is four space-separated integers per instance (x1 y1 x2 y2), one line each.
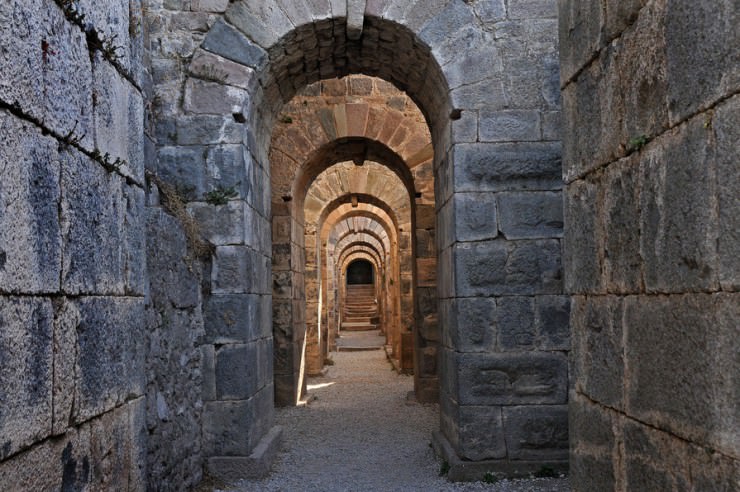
219 349 569 492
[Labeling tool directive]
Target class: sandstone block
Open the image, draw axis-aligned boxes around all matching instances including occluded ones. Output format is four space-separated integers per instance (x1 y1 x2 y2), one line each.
457 352 568 405
0 297 53 459
0 112 61 294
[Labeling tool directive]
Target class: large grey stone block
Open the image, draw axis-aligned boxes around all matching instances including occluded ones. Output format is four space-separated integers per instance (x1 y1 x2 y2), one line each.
453 192 499 242
624 293 739 456
204 294 263 344
184 78 248 115
535 295 570 350
202 19 268 69
602 157 641 293
457 406 506 461
0 297 53 460
0 112 61 294
61 149 127 295
623 416 739 491
225 1 294 49
215 343 259 400
639 117 718 293
479 110 541 143
207 425 283 480
503 405 568 460
212 246 260 294
664 0 740 124
202 399 254 456
714 95 740 291
558 0 604 83
509 0 558 19
454 239 562 296
497 296 536 351
448 297 498 353
74 296 145 422
497 191 563 240
188 200 246 246
571 295 624 409
92 54 145 184
457 352 568 405
453 142 562 192
146 208 201 309
564 178 602 294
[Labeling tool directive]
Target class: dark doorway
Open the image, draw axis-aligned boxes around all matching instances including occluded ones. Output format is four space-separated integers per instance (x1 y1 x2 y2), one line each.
346 259 374 285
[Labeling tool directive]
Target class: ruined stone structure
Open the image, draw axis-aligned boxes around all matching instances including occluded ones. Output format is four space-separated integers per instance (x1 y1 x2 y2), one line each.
0 0 737 490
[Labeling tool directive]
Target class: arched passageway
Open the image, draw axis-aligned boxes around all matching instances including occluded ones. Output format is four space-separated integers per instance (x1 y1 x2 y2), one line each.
152 0 566 482
346 259 374 284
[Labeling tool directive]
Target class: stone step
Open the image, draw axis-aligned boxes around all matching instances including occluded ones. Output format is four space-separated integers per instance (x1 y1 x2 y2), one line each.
341 322 377 331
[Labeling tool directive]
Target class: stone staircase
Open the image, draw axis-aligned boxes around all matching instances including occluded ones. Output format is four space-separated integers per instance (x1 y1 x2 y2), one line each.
341 284 378 331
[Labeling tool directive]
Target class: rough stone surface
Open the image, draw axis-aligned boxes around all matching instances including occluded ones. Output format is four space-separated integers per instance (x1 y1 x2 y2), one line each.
563 0 740 488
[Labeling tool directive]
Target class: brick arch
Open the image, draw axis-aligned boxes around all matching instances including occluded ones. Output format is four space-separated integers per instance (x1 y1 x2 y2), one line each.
320 202 408 355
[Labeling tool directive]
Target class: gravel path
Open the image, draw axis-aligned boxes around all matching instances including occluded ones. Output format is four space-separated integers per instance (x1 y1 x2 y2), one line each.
219 349 569 492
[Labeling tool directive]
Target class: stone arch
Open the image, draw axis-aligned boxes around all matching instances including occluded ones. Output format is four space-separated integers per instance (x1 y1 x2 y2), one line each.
167 0 564 479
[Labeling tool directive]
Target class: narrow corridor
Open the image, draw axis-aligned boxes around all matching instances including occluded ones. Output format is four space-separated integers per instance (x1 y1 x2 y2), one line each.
217 349 570 492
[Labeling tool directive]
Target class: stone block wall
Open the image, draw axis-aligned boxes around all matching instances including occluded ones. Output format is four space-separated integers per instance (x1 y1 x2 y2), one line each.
144 0 277 478
0 0 147 489
435 0 568 475
561 0 739 489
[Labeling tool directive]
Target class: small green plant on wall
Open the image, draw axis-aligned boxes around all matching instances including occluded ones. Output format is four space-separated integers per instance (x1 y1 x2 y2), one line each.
204 185 239 206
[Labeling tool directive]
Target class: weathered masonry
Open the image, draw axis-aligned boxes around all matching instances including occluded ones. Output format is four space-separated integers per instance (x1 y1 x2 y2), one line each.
0 0 737 490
